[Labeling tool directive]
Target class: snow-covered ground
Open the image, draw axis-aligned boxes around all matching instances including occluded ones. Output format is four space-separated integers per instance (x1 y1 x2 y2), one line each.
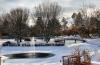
0 37 100 65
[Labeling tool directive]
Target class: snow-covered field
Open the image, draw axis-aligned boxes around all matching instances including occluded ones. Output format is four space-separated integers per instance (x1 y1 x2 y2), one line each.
0 38 100 65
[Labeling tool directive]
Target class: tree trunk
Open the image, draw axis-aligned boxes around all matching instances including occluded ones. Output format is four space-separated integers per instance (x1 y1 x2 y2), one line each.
19 37 22 42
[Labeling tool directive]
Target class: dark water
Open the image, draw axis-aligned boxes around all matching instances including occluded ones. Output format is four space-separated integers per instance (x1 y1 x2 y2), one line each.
5 52 55 59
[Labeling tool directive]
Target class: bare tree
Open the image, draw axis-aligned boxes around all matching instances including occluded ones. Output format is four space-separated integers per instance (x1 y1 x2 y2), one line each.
34 2 62 19
3 8 29 43
61 17 68 31
33 2 62 43
0 9 7 36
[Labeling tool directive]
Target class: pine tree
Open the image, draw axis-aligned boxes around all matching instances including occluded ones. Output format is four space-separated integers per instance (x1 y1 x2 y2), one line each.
33 17 45 36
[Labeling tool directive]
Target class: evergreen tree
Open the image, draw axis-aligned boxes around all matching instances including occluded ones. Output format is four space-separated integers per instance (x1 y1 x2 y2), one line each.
33 17 45 36
47 17 61 36
71 13 77 19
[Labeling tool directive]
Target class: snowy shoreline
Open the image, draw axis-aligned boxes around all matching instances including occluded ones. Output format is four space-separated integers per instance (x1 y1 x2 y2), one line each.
0 38 100 65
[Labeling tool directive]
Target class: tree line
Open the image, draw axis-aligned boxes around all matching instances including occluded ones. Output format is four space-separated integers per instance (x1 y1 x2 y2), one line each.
71 8 100 38
0 2 100 43
0 2 62 43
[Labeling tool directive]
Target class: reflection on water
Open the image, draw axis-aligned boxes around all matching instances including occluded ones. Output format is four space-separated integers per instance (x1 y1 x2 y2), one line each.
5 52 55 59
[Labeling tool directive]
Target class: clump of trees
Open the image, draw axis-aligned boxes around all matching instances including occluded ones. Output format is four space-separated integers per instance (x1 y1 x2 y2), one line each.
0 2 63 43
0 8 31 43
32 2 62 43
0 1 100 44
71 9 100 38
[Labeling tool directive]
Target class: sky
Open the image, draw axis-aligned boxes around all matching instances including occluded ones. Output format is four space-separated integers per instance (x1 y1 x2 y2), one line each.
0 0 100 17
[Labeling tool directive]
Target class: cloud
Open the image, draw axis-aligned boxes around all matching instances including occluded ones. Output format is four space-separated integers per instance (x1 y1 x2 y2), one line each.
0 0 100 17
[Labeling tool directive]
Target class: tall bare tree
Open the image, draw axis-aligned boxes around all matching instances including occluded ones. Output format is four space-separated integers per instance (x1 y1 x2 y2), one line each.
34 2 62 19
3 8 29 43
33 2 62 43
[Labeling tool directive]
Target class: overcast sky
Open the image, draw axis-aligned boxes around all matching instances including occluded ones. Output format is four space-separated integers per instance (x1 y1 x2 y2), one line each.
0 0 100 17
